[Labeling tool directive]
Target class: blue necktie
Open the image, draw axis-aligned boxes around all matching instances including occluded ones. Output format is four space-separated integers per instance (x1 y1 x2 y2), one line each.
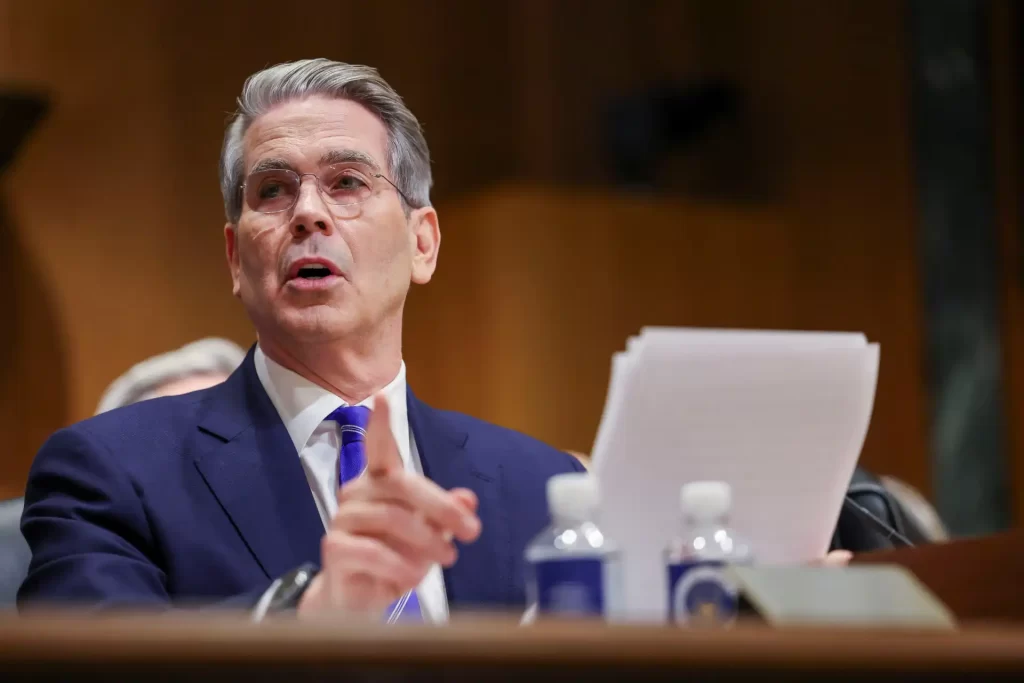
328 405 422 623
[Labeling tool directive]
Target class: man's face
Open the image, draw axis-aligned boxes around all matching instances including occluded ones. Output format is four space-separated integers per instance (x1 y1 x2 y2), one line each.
225 96 439 346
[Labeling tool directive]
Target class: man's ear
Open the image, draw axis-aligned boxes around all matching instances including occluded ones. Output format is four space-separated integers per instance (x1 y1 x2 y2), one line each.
224 223 242 297
409 207 440 285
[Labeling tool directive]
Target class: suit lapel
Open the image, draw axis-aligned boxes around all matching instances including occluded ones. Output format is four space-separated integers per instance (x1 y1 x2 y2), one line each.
190 362 511 600
408 390 512 607
193 349 324 580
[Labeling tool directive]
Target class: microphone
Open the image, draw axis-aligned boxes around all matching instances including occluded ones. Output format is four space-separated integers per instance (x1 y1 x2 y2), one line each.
842 496 915 548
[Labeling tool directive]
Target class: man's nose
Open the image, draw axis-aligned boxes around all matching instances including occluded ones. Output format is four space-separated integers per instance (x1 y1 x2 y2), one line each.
288 176 333 237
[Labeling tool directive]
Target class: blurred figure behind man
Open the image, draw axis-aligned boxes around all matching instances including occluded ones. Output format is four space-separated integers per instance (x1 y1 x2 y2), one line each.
95 338 246 414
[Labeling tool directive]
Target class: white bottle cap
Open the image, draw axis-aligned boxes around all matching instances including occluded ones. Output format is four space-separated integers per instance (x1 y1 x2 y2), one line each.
680 481 731 521
547 472 598 524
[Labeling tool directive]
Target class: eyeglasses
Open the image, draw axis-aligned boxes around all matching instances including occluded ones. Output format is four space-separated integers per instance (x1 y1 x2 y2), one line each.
242 162 412 215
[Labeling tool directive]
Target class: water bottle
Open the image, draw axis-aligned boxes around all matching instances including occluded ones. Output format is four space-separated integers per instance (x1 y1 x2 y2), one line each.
665 480 752 626
524 472 622 619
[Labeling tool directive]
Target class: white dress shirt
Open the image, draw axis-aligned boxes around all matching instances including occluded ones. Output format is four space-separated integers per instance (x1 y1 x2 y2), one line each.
253 345 449 622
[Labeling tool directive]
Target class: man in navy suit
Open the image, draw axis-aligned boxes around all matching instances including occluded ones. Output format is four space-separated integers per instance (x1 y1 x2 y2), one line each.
19 58 584 619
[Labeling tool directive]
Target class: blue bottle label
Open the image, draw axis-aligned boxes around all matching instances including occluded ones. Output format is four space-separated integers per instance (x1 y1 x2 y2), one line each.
667 560 738 625
533 557 604 616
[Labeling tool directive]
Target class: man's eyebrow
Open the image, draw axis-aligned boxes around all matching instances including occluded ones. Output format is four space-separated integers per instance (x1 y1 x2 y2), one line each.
319 149 382 173
249 157 295 174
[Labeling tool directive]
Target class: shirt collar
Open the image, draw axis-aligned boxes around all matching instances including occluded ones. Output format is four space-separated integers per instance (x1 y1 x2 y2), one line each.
253 344 409 458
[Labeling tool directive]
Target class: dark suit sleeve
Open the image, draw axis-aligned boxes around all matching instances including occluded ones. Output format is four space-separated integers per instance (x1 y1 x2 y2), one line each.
17 427 266 611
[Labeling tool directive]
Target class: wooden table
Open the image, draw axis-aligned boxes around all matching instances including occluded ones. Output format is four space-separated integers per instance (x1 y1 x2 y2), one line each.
2 612 1024 681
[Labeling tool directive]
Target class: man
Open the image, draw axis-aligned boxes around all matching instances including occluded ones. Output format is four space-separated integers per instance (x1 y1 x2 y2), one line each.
95 338 246 413
18 59 584 620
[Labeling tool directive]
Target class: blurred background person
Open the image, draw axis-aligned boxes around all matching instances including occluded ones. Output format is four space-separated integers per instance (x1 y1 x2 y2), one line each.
94 338 246 414
881 475 950 543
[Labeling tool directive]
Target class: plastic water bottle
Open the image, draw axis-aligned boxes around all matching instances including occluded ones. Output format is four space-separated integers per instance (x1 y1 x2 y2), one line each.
665 481 752 626
524 472 622 619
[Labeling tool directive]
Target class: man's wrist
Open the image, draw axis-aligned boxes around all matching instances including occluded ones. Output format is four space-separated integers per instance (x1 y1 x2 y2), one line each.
295 574 397 621
295 572 326 617
251 563 319 622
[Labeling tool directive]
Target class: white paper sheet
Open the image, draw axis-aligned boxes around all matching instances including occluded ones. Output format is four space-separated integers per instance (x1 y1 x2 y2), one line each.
590 328 879 621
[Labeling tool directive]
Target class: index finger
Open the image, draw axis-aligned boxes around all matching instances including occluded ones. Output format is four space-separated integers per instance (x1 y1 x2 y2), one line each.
365 394 403 477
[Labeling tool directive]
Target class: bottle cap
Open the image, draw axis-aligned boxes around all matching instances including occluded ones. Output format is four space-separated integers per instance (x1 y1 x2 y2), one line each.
680 481 731 520
547 472 598 523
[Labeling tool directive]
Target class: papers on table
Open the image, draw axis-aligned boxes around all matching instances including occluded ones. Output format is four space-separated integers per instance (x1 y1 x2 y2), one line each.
590 327 880 621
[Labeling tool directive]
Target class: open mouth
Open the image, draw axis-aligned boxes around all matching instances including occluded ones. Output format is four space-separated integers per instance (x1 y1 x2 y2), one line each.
286 258 341 283
294 264 333 280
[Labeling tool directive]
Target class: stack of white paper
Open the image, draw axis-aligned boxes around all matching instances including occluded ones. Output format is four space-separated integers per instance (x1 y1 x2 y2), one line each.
590 327 880 621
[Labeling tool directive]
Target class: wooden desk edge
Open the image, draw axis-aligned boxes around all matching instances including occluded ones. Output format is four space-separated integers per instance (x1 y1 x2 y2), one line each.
1 613 1023 670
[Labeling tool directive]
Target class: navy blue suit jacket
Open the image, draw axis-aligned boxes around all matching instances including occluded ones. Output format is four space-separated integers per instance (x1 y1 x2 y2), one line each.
18 351 584 610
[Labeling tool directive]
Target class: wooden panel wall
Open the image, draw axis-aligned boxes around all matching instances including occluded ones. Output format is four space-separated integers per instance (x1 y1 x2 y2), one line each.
0 0 971 511
405 186 926 493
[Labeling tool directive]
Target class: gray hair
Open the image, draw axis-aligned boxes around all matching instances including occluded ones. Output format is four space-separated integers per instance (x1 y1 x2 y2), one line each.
219 59 432 222
95 338 247 414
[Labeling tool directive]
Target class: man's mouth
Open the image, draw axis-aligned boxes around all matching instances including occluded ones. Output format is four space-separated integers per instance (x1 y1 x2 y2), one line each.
295 264 332 280
286 258 342 282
